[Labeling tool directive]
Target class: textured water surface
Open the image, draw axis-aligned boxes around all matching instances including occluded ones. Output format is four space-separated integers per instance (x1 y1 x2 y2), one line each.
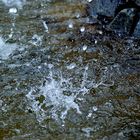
0 0 140 140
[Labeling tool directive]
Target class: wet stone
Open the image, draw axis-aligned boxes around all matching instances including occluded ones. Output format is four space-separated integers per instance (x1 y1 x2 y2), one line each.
108 8 136 35
0 0 140 140
136 0 140 6
88 0 121 17
133 18 140 37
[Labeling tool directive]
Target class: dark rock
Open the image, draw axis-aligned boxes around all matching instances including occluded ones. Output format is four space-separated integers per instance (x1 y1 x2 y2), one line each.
133 19 140 37
88 0 121 17
115 0 140 15
136 0 140 6
108 8 137 35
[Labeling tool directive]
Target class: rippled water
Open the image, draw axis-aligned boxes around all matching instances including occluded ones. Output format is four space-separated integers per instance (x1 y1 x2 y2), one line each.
0 0 140 139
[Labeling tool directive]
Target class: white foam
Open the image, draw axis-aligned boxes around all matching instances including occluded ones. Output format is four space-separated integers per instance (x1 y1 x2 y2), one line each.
0 37 18 60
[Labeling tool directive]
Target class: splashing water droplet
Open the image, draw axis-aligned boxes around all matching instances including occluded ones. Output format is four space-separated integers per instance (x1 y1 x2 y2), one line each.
48 64 54 69
80 26 85 32
30 34 42 46
98 30 103 35
42 21 49 32
87 112 92 118
87 0 92 2
95 40 98 44
26 71 82 122
76 13 80 18
67 63 76 70
68 22 73 29
9 7 17 14
82 45 87 51
93 106 98 111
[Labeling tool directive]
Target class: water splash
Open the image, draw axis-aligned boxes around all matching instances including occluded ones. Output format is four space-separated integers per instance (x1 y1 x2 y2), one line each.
0 37 18 60
42 21 49 33
26 65 95 123
30 34 43 46
26 70 83 122
26 64 114 123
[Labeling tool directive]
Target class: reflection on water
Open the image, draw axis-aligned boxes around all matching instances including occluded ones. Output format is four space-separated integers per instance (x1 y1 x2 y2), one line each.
0 0 140 139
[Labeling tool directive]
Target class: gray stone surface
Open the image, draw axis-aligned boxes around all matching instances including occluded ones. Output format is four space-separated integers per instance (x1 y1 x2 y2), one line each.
108 8 136 34
89 0 121 17
136 0 140 6
133 19 140 37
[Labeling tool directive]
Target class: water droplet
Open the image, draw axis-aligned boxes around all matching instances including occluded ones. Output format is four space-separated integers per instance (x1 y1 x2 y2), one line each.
48 64 53 69
82 45 87 51
85 65 88 70
9 7 17 14
38 66 42 69
95 40 98 44
26 63 30 67
87 112 92 118
42 21 49 32
68 22 73 29
44 63 47 66
76 13 80 18
93 106 98 111
87 0 92 2
98 30 103 35
30 34 42 46
67 63 76 70
80 26 85 32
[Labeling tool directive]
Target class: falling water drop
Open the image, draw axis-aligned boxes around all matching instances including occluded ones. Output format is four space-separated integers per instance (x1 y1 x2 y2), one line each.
80 26 85 32
68 22 73 29
67 63 76 70
93 106 98 111
9 7 17 14
87 0 92 2
82 45 87 51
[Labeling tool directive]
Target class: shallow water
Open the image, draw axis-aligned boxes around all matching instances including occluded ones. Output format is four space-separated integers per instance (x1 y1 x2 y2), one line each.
0 0 140 140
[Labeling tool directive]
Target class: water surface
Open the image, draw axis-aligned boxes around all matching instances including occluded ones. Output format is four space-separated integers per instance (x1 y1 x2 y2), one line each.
0 0 140 139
